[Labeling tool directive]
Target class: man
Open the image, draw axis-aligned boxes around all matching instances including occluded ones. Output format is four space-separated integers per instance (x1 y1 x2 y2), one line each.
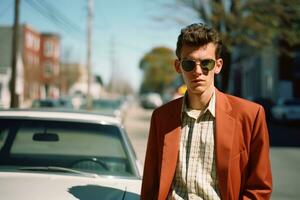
141 23 272 200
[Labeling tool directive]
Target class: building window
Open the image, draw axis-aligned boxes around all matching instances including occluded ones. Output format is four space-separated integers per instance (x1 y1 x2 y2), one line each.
26 33 33 49
34 38 40 51
44 41 54 57
26 33 40 51
44 62 53 78
27 54 33 66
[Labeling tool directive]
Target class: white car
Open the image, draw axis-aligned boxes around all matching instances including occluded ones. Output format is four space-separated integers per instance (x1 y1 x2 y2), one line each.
0 110 142 200
140 93 163 109
271 98 300 122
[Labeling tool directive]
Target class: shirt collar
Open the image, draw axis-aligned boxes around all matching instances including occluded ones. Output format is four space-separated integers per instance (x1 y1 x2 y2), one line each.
181 89 216 119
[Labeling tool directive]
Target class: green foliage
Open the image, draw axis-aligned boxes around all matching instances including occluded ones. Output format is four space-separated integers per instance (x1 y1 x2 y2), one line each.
139 47 177 94
180 0 300 52
177 0 300 91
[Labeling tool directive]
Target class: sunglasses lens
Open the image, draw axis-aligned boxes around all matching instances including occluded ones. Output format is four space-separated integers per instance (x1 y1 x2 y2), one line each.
181 59 216 72
201 59 215 70
181 60 196 72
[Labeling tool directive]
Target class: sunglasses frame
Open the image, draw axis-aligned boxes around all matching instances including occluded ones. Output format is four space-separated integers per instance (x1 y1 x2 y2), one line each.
180 59 216 72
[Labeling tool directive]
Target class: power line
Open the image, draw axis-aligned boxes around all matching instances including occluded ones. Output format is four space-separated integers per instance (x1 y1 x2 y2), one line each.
36 0 83 33
0 0 13 18
25 0 82 34
23 0 84 41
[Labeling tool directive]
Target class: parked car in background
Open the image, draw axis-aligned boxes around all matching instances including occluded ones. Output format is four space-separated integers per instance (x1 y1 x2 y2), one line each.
139 93 163 109
31 98 74 109
31 98 60 108
0 110 141 200
81 97 128 122
271 98 300 122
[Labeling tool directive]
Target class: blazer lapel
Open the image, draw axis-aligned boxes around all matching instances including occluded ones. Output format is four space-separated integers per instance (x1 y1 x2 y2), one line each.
158 99 182 200
215 90 235 199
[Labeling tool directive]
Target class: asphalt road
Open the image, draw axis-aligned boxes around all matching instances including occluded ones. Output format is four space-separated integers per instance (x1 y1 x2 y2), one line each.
268 121 300 200
124 102 300 199
124 102 151 167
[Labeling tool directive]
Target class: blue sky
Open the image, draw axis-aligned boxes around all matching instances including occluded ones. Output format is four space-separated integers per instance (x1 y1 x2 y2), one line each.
0 0 199 91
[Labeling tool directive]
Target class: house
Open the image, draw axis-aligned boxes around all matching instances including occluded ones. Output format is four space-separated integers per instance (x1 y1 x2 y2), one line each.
0 26 24 108
39 33 60 98
0 24 61 107
229 43 300 104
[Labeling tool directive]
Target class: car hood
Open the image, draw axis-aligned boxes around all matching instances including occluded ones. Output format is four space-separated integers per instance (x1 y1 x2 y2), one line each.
0 171 141 200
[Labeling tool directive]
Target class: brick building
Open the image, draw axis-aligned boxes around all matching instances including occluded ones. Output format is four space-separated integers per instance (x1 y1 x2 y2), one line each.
0 24 61 107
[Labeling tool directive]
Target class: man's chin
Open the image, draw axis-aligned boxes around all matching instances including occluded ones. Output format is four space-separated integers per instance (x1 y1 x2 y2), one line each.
189 86 206 95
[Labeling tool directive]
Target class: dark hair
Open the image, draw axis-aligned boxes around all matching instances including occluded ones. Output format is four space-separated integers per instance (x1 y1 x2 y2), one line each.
175 23 223 59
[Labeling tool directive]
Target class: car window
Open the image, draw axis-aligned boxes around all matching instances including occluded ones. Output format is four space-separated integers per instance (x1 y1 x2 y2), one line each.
93 99 121 109
0 119 136 177
0 128 9 149
11 120 126 158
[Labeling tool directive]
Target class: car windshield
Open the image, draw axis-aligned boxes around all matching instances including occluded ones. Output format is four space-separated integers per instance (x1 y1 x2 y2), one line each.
93 99 121 110
0 119 137 178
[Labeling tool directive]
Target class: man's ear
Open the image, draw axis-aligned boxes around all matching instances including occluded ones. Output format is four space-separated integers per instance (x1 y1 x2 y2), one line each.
174 59 181 73
214 58 223 74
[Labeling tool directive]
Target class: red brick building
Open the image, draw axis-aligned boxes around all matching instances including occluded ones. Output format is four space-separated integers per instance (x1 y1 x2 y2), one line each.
40 33 60 98
22 24 41 100
1 24 62 104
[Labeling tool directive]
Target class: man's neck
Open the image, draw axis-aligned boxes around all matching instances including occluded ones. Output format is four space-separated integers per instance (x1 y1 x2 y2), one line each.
187 86 215 110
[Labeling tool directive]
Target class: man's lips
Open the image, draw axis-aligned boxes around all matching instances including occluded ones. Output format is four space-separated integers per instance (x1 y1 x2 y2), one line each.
191 78 205 83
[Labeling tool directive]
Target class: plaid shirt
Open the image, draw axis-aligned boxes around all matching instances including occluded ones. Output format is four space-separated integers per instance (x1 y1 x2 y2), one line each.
168 91 220 200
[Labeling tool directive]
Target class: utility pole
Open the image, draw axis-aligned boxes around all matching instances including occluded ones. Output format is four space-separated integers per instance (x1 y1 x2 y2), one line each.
10 0 20 108
86 0 93 110
109 36 116 93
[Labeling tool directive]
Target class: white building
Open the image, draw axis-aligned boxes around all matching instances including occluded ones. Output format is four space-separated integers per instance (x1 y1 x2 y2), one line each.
0 27 24 108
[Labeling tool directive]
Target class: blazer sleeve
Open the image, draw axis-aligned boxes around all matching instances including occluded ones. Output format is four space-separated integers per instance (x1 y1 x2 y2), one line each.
241 106 273 199
141 110 159 200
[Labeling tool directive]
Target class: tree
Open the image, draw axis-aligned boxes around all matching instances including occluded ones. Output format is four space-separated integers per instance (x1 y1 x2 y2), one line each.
139 47 178 94
176 0 300 91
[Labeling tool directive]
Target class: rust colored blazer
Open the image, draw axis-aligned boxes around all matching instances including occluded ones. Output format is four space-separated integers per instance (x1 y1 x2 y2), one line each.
141 89 272 200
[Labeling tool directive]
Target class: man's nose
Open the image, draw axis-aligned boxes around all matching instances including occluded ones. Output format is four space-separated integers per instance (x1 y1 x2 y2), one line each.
194 63 204 73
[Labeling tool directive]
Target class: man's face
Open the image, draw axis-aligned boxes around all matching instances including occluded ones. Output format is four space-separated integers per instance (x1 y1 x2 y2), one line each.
174 43 223 95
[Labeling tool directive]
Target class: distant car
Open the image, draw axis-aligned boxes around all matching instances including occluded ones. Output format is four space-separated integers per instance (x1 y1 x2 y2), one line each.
271 98 300 122
140 93 163 109
82 98 127 122
0 110 141 199
57 97 74 108
32 98 74 109
31 98 60 108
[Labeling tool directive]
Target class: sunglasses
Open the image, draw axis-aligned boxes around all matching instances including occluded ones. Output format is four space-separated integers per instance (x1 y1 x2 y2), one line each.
180 59 216 72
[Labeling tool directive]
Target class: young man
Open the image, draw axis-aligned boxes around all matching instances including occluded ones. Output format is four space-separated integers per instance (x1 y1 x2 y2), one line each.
141 23 272 200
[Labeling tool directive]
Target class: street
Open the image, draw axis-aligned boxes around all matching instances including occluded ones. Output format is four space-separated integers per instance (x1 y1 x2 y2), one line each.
124 102 152 167
124 102 300 199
